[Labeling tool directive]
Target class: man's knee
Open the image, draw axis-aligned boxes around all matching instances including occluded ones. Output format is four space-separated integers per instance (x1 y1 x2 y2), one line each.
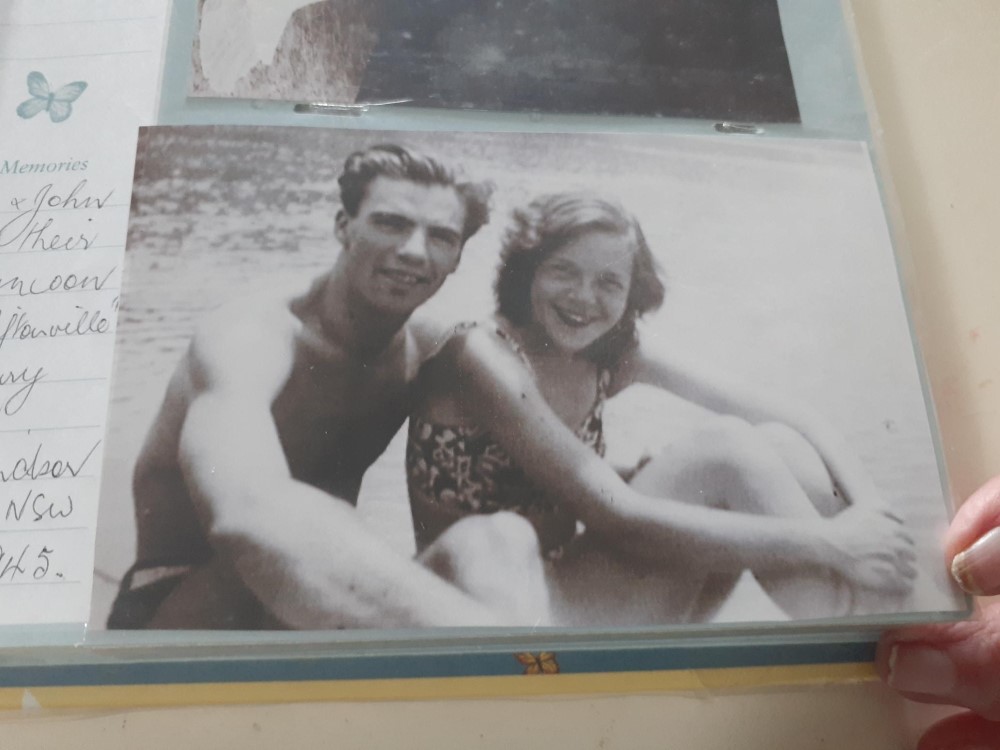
479 511 544 561
422 513 550 624
422 512 543 578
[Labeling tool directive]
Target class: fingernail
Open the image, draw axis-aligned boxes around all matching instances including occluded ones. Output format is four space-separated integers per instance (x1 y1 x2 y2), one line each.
952 527 1000 595
887 644 957 697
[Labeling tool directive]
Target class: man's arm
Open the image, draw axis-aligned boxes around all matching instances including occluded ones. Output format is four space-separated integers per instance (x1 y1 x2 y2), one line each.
176 303 503 628
619 346 884 511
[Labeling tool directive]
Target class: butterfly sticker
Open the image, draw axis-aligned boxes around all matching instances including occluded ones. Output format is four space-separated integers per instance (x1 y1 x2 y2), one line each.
515 652 560 675
16 72 88 123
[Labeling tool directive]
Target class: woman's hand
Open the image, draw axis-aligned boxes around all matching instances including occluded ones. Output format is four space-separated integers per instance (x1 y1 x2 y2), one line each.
878 475 1000 750
816 507 918 593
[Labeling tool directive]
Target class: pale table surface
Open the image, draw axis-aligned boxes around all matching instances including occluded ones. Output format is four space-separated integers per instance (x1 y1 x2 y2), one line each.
3 0 999 747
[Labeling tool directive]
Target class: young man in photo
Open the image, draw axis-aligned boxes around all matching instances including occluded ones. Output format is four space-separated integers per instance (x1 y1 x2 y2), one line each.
107 144 547 630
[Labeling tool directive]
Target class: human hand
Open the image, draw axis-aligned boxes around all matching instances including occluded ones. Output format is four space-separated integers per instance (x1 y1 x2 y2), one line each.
877 475 1000 749
820 506 917 594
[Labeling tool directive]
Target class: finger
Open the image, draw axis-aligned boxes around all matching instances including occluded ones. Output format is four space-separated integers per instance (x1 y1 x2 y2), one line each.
881 557 917 579
947 475 1000 562
883 538 913 553
874 567 914 591
893 528 916 546
881 509 905 524
943 476 1000 595
884 557 916 578
877 602 1000 719
952 526 1000 596
917 711 1000 750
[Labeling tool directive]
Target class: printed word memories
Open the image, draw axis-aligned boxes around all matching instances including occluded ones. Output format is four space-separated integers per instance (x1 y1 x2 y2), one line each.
1 159 89 176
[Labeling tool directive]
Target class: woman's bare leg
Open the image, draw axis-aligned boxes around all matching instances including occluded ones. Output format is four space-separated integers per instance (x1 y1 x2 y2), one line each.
628 416 853 621
551 415 856 626
757 422 942 615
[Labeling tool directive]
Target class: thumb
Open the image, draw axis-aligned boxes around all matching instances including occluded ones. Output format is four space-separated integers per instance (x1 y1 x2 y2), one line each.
877 602 1000 719
917 711 1000 750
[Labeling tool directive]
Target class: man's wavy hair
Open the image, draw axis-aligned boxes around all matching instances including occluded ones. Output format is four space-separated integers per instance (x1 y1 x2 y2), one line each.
338 144 493 244
495 192 666 368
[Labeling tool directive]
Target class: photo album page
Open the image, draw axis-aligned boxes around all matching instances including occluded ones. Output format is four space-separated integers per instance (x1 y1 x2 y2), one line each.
0 0 966 662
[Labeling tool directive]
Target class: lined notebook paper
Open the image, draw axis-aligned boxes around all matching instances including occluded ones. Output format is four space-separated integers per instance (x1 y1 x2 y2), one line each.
0 0 168 625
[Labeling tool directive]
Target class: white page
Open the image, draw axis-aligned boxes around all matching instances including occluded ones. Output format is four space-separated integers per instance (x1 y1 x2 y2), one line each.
0 0 169 625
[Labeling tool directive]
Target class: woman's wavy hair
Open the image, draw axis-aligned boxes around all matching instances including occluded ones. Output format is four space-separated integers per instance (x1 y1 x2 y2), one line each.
495 192 666 368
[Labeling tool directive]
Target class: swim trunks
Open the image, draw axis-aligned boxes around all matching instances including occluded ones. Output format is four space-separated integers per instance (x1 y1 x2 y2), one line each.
106 557 205 629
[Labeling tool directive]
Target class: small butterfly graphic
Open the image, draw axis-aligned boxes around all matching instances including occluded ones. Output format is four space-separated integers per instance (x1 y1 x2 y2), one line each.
16 71 88 123
515 652 560 675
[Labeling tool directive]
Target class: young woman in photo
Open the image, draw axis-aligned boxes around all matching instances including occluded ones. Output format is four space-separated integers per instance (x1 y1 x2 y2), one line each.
406 192 918 626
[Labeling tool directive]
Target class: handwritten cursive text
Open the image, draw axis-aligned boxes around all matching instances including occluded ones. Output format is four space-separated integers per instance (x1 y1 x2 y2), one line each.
0 305 111 351
0 180 112 252
0 365 45 416
0 440 100 483
4 489 74 524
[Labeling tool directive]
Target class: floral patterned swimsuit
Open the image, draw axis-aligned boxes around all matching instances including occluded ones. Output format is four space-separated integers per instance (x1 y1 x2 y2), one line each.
405 324 611 556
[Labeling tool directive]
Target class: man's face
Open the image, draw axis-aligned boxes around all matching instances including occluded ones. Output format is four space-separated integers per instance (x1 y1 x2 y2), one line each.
336 176 467 316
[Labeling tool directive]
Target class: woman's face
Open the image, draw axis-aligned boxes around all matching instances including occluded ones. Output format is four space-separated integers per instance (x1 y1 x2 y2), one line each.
528 230 633 355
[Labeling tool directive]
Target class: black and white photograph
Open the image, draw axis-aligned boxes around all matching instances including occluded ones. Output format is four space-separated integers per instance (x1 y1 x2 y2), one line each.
190 0 801 121
91 124 962 632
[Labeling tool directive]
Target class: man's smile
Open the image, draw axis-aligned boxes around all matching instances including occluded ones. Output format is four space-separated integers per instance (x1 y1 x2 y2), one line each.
379 267 429 286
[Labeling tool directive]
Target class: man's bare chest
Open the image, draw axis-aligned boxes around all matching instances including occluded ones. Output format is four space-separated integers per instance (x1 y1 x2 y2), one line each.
271 357 412 491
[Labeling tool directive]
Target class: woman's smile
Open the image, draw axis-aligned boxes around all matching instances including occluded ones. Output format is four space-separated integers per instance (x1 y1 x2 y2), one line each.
528 230 633 354
551 301 600 328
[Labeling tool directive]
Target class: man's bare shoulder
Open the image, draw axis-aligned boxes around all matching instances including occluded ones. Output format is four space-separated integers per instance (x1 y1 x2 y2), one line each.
407 314 454 362
186 278 306 394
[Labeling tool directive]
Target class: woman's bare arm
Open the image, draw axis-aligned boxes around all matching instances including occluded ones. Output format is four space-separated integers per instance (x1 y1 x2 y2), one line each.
619 347 884 511
441 327 910 586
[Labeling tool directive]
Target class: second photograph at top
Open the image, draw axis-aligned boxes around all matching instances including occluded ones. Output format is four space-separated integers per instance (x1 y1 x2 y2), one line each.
190 0 801 121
